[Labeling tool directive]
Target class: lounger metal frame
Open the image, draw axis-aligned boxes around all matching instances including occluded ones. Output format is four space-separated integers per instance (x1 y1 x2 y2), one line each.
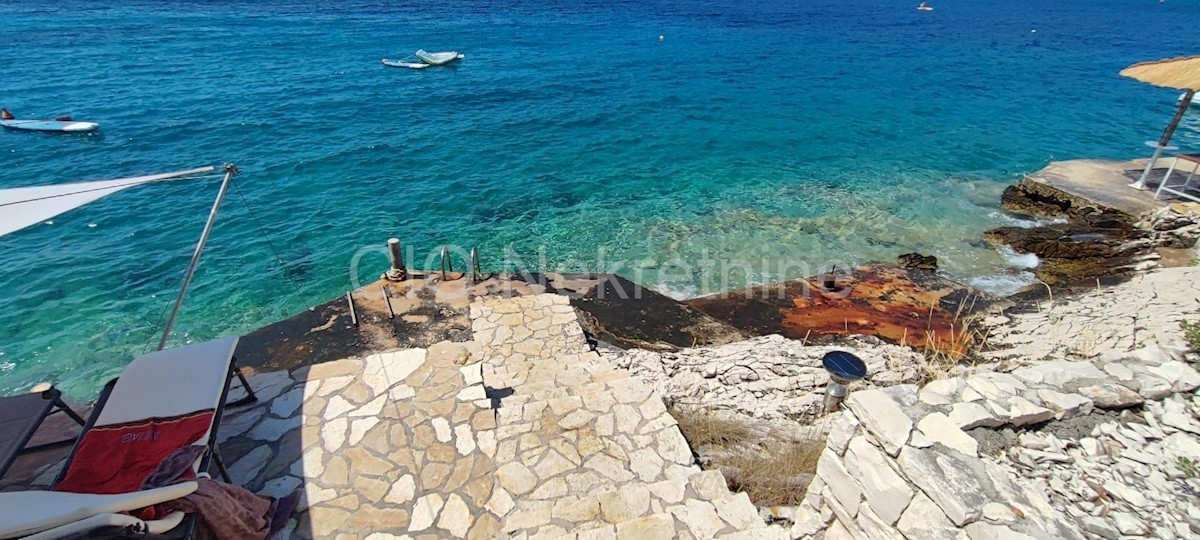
49 358 257 539
0 387 86 480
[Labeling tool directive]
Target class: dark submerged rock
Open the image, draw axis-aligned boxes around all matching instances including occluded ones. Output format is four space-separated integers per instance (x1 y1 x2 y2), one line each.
984 223 1153 286
896 253 938 271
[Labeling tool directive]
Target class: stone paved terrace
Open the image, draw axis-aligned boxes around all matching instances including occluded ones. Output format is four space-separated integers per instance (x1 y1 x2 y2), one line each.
1021 158 1171 219
471 294 778 539
7 293 781 539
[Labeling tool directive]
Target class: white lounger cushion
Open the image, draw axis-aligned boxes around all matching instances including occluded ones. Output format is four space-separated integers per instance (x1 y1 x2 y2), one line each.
0 481 197 539
95 336 239 444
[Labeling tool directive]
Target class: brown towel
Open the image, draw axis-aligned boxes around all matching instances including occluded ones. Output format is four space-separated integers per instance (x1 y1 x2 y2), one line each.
142 445 277 540
162 478 274 540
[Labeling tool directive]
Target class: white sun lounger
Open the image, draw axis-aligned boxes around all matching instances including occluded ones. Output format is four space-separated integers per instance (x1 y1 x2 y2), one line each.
0 336 256 539
0 482 198 539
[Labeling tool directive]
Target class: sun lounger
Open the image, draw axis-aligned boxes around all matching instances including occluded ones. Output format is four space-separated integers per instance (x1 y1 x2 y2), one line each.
0 481 198 539
1155 153 1200 203
55 336 256 489
0 386 86 480
0 336 256 539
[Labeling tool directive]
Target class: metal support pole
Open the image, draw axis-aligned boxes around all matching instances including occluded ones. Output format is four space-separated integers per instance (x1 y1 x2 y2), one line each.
822 382 848 414
440 246 453 280
1133 89 1195 190
157 164 237 350
469 247 481 283
385 238 407 281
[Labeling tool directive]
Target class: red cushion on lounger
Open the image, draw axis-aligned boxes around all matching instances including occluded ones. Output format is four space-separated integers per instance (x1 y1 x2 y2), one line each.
54 410 214 495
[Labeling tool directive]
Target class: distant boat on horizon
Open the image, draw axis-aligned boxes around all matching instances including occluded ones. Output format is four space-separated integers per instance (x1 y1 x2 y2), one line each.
917 2 934 11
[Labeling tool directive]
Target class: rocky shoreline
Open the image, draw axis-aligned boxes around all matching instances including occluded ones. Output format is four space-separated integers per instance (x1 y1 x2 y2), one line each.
990 168 1200 288
609 265 1200 539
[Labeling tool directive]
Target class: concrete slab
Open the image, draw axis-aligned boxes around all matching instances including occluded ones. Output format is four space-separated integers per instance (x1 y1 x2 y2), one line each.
1023 159 1171 219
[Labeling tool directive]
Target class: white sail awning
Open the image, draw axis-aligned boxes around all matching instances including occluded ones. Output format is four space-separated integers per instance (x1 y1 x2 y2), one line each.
0 166 215 237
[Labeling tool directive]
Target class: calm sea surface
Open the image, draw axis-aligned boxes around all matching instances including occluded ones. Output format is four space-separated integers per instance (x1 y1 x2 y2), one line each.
2 0 1199 398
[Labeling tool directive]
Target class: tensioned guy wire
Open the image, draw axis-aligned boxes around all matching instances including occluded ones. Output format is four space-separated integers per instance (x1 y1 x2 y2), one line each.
232 178 313 312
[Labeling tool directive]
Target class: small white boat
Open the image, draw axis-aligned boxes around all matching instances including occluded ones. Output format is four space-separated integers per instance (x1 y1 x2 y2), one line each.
414 50 464 66
917 2 934 10
382 49 465 69
381 59 430 69
0 118 99 133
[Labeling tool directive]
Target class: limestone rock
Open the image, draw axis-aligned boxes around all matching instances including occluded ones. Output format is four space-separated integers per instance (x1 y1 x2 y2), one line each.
897 492 965 540
1079 516 1119 540
409 493 444 532
844 389 912 456
920 378 964 406
963 522 1037 540
917 413 978 457
1035 389 1093 419
816 448 861 517
437 494 471 537
713 492 762 530
614 513 675 539
1150 360 1200 392
1010 361 1106 387
826 412 860 456
598 485 651 523
1005 396 1054 427
495 462 538 495
845 437 914 524
1078 384 1143 408
948 402 1003 430
897 445 988 527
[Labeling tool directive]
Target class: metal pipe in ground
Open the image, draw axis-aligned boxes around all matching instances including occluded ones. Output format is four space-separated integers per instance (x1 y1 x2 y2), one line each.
346 291 358 326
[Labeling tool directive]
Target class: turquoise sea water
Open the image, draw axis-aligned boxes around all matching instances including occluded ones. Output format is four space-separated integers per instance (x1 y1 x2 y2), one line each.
2 0 1200 398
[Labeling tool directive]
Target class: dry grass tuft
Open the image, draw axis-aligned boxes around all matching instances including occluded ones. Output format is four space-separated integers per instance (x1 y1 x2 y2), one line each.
670 403 824 507
671 405 753 448
722 439 825 506
916 293 994 384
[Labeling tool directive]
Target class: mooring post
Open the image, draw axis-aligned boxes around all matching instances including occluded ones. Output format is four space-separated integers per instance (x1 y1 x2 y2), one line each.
385 238 407 281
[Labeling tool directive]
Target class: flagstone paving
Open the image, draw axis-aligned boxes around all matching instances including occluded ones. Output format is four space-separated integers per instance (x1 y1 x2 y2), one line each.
472 294 780 539
213 292 777 539
219 342 501 540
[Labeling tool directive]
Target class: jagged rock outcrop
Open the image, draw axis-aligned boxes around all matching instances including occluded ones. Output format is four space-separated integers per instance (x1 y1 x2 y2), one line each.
991 171 1200 287
1000 179 1137 231
983 224 1157 286
788 345 1200 540
600 334 926 425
